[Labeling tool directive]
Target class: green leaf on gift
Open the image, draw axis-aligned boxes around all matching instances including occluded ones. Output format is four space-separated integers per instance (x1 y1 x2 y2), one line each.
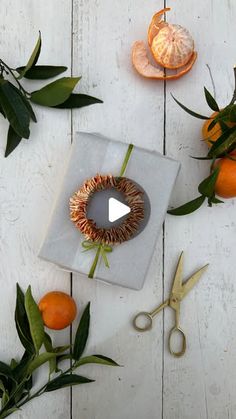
15 284 35 354
0 80 30 138
5 125 22 157
30 76 81 106
198 168 219 198
53 93 103 108
24 285 45 354
16 65 67 80
167 195 206 216
204 87 219 112
45 374 94 392
17 31 42 79
73 302 90 361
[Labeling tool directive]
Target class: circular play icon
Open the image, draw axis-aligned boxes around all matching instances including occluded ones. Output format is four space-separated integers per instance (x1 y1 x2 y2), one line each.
86 178 150 240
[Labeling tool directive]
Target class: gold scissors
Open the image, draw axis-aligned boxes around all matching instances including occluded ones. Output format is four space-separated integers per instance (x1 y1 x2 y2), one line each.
133 252 209 357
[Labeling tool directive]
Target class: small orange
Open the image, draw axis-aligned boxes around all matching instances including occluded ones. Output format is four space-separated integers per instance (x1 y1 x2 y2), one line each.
39 291 77 330
202 111 236 147
214 153 236 198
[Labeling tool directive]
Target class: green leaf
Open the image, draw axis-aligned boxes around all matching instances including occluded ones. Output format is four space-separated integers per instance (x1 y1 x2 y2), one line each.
5 125 22 157
0 80 30 138
1 388 9 408
167 195 206 216
207 118 217 132
9 82 37 122
75 355 119 368
9 359 18 370
0 362 16 382
198 168 219 198
190 155 213 160
43 333 58 376
53 93 103 108
30 77 81 107
0 407 19 418
204 87 219 112
27 352 57 376
208 127 236 157
73 302 90 361
171 94 209 120
12 352 33 383
16 65 67 80
15 284 35 354
24 285 44 354
211 196 224 204
18 32 41 79
45 374 94 392
0 102 6 118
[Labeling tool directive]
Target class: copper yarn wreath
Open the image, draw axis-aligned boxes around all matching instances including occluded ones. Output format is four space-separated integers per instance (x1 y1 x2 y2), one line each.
69 174 145 245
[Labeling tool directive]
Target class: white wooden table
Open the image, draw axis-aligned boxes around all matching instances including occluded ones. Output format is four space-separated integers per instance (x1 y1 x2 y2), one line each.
1 1 236 418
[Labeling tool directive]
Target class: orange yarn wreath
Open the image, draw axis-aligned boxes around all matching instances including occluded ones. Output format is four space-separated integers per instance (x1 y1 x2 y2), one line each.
69 174 144 245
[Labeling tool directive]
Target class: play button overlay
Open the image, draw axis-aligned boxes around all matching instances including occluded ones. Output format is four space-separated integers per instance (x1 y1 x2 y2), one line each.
86 179 151 238
108 197 131 222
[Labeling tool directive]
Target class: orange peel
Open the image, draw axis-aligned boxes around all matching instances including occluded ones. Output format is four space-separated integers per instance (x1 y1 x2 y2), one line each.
132 41 197 80
132 7 197 80
148 7 170 46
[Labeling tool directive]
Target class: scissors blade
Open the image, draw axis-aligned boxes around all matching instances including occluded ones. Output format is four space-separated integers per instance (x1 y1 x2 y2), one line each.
181 264 209 299
171 251 184 295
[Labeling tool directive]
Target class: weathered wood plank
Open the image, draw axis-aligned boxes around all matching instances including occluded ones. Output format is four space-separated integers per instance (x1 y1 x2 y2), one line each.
0 1 72 418
72 1 165 418
164 1 236 418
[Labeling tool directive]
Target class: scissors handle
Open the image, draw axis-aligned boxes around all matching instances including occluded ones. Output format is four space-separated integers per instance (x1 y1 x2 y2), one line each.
168 326 186 357
133 300 169 332
133 311 153 331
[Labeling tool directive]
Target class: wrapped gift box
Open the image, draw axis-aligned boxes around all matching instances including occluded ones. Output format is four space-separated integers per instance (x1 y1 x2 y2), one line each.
39 132 180 290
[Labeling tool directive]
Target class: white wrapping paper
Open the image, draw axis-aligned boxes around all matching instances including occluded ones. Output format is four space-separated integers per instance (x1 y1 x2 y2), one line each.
39 132 180 290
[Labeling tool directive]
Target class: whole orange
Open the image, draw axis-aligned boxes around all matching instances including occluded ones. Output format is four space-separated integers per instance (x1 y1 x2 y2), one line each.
38 291 77 330
214 153 236 198
202 111 236 147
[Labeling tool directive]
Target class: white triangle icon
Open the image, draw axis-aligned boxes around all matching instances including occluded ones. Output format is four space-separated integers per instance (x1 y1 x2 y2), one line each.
108 198 131 222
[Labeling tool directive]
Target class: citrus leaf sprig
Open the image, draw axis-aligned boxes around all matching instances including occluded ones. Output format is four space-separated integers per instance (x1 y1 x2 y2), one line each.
0 32 103 157
168 67 236 216
0 284 119 418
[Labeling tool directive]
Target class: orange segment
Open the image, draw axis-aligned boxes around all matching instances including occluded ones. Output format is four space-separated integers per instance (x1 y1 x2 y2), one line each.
132 42 197 80
148 7 171 46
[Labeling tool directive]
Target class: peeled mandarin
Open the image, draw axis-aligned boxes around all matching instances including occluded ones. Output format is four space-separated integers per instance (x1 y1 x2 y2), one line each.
151 24 194 69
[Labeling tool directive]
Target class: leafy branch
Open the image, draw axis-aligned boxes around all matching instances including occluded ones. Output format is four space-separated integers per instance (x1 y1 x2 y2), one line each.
0 32 103 157
168 67 236 215
0 284 119 418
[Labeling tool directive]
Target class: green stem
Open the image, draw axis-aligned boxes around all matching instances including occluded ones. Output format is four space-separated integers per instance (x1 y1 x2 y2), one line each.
0 59 30 97
88 246 101 279
119 144 134 177
9 362 77 413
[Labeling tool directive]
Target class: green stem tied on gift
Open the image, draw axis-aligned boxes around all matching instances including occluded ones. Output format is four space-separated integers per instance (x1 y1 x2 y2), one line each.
83 143 134 278
82 241 113 278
